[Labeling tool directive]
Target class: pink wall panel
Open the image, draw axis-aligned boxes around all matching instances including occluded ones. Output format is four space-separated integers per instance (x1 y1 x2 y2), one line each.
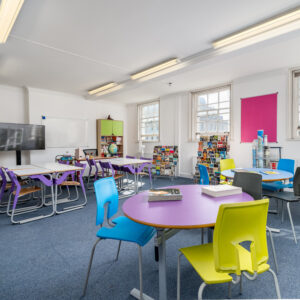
241 93 277 143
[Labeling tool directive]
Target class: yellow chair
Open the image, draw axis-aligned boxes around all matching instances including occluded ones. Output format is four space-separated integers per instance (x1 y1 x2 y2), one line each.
220 158 236 183
177 199 281 300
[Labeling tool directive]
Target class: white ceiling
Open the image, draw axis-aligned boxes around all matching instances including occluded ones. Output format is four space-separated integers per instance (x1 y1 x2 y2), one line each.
0 0 300 103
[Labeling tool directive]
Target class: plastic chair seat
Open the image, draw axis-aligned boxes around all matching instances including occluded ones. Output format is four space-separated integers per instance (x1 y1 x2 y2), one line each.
262 181 293 191
263 191 300 202
97 216 155 247
13 186 41 197
60 181 81 186
180 243 270 285
179 243 232 284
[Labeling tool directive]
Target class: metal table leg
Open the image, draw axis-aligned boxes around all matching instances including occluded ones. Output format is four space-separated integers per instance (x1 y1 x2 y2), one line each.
158 229 167 300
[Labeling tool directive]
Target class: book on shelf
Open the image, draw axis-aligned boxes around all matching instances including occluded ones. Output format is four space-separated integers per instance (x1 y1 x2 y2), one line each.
148 188 182 201
201 185 242 197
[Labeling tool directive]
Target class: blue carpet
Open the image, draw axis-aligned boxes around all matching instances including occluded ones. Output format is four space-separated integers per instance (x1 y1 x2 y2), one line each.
0 176 300 299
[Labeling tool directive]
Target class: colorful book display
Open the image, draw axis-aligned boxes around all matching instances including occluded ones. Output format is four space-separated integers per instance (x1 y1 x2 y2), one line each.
152 146 178 177
194 135 229 184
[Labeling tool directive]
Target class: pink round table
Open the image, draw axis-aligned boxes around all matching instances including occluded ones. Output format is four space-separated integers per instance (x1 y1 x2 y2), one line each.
122 185 253 300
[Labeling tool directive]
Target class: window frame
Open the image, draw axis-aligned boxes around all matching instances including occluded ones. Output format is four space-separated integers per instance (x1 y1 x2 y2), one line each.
289 67 300 140
138 99 160 143
190 84 232 141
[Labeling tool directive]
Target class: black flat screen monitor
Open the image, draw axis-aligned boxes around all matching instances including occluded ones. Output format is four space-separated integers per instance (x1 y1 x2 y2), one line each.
0 123 45 151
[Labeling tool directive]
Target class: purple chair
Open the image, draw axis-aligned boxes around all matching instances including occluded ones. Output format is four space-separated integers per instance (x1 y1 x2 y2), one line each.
0 168 13 212
86 158 104 189
6 170 55 224
136 157 153 189
54 162 88 214
98 160 124 189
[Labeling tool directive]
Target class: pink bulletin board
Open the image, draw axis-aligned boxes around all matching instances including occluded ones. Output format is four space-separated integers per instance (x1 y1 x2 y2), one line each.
241 93 277 143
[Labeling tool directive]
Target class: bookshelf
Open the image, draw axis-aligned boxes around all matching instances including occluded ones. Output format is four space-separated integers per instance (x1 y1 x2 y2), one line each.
96 119 124 157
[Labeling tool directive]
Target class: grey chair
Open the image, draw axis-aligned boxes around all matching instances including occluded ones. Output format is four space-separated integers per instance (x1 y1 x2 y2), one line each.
264 167 300 244
233 171 279 273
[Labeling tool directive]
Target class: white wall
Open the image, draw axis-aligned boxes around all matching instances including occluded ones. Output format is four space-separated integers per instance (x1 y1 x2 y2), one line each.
127 68 300 177
0 85 127 166
0 85 30 165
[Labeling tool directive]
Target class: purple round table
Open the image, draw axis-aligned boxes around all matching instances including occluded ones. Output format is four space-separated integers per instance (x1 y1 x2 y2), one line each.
123 184 253 229
122 185 253 300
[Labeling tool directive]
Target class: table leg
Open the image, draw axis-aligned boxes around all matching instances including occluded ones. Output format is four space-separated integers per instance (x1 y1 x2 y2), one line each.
158 229 167 300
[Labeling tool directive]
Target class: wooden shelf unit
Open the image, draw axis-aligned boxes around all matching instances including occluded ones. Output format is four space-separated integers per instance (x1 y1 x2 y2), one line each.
97 119 124 158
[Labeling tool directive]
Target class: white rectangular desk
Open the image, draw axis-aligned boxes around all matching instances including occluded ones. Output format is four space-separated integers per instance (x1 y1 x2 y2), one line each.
4 163 84 222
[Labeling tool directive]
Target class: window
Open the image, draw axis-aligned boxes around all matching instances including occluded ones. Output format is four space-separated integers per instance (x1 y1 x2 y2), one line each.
138 100 160 142
191 85 231 140
291 68 300 139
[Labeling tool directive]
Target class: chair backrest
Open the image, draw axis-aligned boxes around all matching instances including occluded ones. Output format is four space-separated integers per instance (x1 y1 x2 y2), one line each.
293 167 300 196
213 199 269 275
0 168 8 200
75 161 86 178
277 159 295 182
220 158 236 172
83 149 98 156
233 172 262 200
220 159 235 180
198 164 209 185
6 170 20 190
126 155 136 159
99 160 115 177
94 177 118 226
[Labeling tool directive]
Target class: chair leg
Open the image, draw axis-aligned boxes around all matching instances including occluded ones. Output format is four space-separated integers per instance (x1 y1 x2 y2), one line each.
115 241 122 261
267 226 279 274
177 253 182 300
138 245 143 300
198 282 207 300
239 275 242 295
281 201 284 223
228 281 232 299
287 202 297 244
82 238 101 297
268 268 281 299
201 228 204 244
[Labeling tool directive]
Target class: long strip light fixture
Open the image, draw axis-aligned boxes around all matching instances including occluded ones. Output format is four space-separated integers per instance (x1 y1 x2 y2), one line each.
0 0 24 43
88 82 119 96
213 6 300 49
130 58 180 80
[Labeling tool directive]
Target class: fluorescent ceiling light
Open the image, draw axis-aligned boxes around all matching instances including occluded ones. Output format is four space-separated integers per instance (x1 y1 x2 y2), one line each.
88 82 118 95
213 6 300 49
131 58 180 80
0 0 24 44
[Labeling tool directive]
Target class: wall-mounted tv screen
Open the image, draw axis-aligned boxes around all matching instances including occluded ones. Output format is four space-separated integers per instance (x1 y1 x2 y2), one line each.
0 123 45 151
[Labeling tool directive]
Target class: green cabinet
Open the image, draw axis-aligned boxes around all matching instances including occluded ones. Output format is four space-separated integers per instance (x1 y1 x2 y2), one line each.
112 120 123 136
100 120 123 136
100 120 113 136
97 119 124 157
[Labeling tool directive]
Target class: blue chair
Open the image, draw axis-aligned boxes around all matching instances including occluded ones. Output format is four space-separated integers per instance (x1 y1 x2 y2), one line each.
82 177 156 298
198 164 209 185
262 159 295 191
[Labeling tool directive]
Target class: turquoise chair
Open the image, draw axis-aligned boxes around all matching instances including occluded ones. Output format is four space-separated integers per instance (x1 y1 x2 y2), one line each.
82 177 156 298
262 159 295 191
198 164 210 185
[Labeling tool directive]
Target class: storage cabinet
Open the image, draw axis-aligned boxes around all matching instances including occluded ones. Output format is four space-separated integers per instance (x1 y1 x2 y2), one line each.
97 119 124 157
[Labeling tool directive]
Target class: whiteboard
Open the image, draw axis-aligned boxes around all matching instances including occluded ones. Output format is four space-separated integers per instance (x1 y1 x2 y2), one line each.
42 117 88 148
